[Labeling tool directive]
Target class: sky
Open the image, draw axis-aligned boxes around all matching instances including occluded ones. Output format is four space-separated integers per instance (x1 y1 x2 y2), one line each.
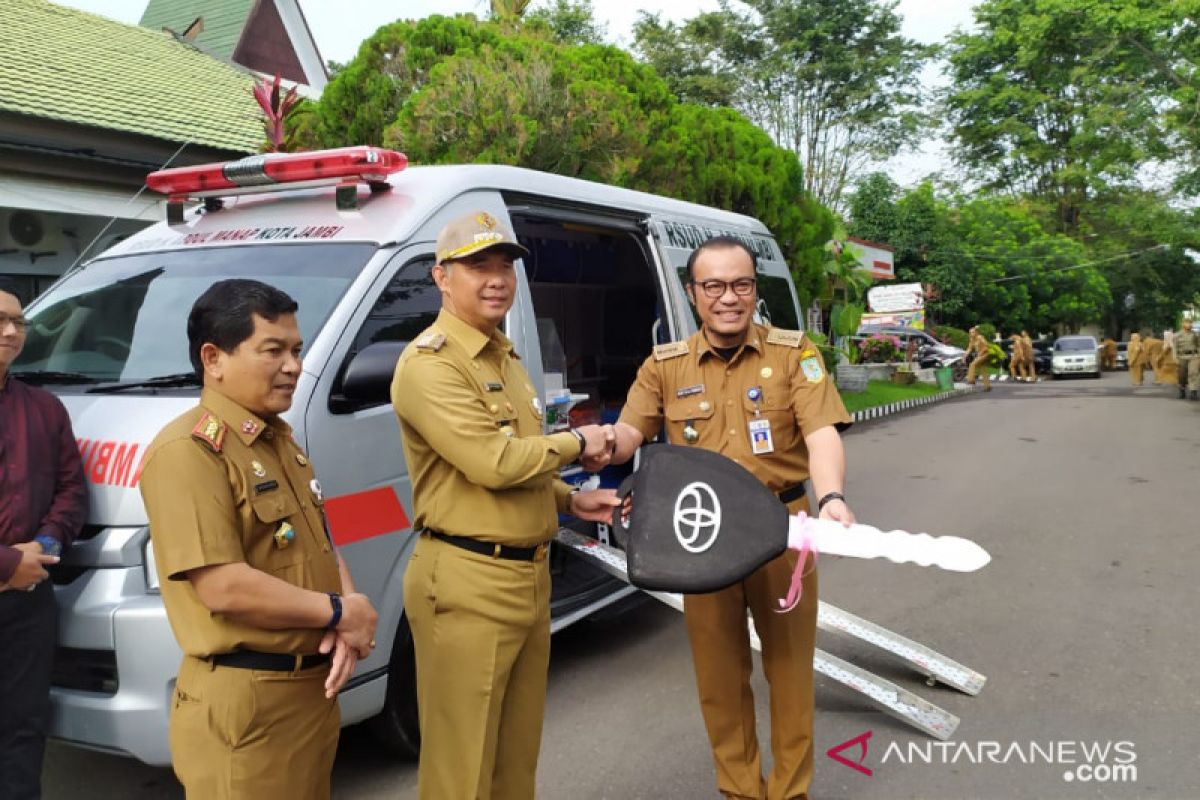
51 0 980 185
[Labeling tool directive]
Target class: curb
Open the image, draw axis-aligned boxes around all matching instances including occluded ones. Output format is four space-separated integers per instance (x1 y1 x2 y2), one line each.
850 384 979 424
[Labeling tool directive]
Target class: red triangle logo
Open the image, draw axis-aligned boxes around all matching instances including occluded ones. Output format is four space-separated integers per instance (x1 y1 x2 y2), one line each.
826 731 873 776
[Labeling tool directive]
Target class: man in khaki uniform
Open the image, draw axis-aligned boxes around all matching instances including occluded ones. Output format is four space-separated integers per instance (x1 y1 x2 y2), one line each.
600 237 854 800
1020 330 1037 382
1145 336 1177 385
1173 319 1200 399
1100 338 1118 371
391 211 619 800
966 326 992 390
140 280 378 800
1127 333 1147 385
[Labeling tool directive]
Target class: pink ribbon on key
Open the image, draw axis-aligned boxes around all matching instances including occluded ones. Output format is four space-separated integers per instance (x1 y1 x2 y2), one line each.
776 511 818 613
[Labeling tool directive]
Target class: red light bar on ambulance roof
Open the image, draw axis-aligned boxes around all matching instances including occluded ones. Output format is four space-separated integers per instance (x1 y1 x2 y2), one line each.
146 146 408 197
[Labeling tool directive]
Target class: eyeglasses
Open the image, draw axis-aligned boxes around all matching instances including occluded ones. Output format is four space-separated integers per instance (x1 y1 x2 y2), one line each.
0 313 29 332
691 278 757 299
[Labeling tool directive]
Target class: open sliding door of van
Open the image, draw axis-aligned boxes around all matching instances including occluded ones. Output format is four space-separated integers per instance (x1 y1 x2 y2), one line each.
504 200 683 628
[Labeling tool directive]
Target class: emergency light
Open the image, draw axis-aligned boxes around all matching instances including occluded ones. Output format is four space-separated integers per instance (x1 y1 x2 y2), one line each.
146 146 408 222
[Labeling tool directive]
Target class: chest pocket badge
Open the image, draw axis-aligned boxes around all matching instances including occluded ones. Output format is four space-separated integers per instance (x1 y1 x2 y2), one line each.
273 521 296 549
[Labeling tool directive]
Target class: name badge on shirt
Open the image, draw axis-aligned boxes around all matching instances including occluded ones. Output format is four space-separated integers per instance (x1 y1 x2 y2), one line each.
749 418 774 455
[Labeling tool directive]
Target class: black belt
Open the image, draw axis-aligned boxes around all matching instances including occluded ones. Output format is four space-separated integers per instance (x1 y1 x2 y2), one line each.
425 530 548 562
777 484 807 505
211 650 330 672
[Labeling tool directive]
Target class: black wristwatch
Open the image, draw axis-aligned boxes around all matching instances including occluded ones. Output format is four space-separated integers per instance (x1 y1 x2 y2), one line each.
817 491 846 512
568 428 586 455
325 592 343 630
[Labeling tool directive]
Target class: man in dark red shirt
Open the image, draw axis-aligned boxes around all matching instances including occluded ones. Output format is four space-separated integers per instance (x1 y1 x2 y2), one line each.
0 285 87 800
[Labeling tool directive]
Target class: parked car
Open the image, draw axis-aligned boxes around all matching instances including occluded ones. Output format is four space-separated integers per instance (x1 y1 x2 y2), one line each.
1116 341 1129 369
852 325 965 368
1051 335 1102 378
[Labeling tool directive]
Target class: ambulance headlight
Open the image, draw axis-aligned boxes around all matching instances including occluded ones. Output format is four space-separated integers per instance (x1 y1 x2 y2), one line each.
143 537 160 594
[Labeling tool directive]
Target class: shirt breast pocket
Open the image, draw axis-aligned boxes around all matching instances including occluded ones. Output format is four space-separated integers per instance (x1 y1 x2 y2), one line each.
664 398 715 445
743 380 798 449
250 493 310 573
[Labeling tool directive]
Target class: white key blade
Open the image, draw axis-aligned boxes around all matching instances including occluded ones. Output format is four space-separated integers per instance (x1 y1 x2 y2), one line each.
789 515 992 572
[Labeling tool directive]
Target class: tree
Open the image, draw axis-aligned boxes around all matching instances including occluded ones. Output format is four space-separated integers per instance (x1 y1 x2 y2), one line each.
314 15 505 148
525 0 607 45
634 0 931 212
943 0 1183 233
392 41 667 186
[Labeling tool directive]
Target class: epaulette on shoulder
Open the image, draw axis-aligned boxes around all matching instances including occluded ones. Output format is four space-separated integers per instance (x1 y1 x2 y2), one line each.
653 341 690 361
415 330 446 352
765 327 804 348
191 413 226 454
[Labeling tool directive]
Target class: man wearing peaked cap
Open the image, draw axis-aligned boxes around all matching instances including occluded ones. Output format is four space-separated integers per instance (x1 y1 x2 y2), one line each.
392 210 620 799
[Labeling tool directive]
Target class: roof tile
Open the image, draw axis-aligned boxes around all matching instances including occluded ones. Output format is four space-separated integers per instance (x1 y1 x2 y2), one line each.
0 0 263 153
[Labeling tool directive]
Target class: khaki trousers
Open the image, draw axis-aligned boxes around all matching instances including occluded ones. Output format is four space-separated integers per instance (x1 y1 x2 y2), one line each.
1178 355 1200 390
966 353 991 387
684 547 818 800
1129 357 1147 385
170 655 340 800
405 534 551 800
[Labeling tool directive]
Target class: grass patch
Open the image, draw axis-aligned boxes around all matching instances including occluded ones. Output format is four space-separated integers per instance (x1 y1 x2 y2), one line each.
840 379 946 413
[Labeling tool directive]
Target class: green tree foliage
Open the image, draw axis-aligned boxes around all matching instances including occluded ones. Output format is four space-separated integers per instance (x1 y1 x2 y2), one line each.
634 0 931 211
848 182 1111 333
525 0 607 45
308 12 830 294
943 0 1185 232
314 16 504 148
392 41 665 185
634 103 835 298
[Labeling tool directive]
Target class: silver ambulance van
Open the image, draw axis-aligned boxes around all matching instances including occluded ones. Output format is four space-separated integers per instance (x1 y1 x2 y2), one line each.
12 147 805 766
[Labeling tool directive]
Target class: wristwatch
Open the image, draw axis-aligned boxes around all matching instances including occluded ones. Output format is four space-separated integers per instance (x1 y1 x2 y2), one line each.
568 428 587 455
817 491 846 512
325 592 343 630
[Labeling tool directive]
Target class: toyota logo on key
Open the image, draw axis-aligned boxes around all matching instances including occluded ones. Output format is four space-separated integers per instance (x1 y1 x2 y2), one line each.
673 481 722 553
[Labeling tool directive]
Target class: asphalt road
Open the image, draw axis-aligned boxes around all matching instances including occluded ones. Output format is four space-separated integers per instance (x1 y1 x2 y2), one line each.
43 371 1200 799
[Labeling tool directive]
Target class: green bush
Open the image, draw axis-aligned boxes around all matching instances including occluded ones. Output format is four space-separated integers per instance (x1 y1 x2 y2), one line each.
977 323 997 342
931 324 969 350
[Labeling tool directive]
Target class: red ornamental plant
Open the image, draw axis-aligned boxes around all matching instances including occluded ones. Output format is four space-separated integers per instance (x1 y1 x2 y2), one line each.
858 333 902 364
252 73 300 152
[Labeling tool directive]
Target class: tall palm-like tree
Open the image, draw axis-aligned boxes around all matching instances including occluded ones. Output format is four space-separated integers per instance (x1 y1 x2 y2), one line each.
490 0 534 22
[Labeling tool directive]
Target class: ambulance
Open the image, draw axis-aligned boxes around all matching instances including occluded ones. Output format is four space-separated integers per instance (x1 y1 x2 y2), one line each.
12 147 805 765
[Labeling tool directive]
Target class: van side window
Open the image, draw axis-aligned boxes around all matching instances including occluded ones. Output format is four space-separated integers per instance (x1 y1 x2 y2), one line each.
330 255 438 413
352 256 439 354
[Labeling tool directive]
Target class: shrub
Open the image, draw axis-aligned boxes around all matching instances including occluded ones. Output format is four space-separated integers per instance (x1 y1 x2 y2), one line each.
858 333 901 363
931 324 969 350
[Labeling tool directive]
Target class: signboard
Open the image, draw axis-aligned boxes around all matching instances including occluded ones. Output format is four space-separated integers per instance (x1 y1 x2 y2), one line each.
868 282 925 313
861 310 926 330
846 236 895 280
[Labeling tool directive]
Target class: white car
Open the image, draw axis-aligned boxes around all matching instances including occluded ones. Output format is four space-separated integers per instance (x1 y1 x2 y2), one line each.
1051 335 1101 378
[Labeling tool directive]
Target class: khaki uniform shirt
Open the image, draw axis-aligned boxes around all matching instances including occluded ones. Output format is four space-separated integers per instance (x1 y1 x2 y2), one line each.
1174 330 1200 357
392 309 581 547
619 324 850 492
970 333 989 358
139 389 342 658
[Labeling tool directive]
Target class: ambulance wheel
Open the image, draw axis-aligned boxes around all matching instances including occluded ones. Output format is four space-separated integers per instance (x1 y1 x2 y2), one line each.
368 614 421 759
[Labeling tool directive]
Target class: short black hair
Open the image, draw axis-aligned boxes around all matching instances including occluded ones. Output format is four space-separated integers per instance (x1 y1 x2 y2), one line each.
187 279 299 380
685 236 759 282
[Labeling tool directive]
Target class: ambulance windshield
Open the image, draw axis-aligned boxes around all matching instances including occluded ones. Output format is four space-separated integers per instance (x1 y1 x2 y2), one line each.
14 243 376 387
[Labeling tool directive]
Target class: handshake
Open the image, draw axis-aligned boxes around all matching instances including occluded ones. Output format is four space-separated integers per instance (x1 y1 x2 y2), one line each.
573 423 619 472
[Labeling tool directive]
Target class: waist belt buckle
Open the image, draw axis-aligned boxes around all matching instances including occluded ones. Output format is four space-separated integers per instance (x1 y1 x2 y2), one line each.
534 542 549 562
